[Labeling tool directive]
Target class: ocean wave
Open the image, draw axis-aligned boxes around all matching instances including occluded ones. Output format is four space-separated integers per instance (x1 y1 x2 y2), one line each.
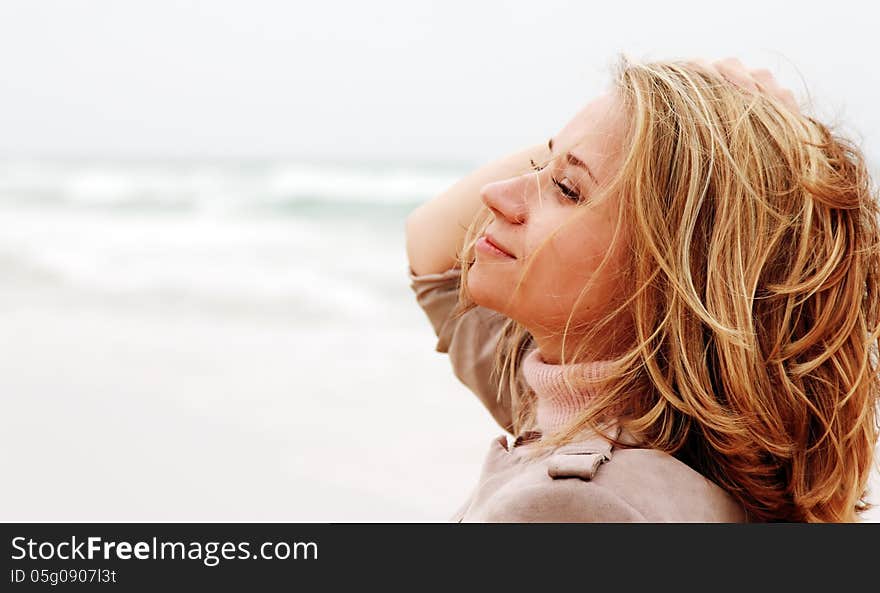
0 157 455 316
0 203 411 318
0 158 469 213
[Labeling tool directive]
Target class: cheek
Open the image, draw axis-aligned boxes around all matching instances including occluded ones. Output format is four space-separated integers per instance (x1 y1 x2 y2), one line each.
525 219 625 318
538 221 613 279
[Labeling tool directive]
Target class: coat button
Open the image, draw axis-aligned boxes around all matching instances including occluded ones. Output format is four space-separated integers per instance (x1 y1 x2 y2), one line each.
547 452 608 481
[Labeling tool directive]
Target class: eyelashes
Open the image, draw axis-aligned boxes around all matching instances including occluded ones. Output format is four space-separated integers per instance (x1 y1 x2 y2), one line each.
529 158 583 203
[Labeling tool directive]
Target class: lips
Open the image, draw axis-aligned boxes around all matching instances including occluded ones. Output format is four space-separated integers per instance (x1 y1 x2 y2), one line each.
482 232 516 258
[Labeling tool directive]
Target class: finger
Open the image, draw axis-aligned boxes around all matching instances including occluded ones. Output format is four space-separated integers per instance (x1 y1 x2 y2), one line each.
716 63 761 93
778 88 799 112
711 57 761 93
750 68 800 112
750 68 776 89
714 57 749 76
689 58 728 88
690 58 799 112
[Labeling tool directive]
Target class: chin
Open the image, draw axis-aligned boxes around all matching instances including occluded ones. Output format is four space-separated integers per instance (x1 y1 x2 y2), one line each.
466 261 509 315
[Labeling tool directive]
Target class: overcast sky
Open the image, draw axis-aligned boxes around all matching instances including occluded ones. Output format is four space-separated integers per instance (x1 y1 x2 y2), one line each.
0 0 877 163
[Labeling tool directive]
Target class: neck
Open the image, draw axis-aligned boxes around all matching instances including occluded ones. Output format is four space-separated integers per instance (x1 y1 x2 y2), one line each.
528 322 632 365
527 335 603 365
521 346 617 435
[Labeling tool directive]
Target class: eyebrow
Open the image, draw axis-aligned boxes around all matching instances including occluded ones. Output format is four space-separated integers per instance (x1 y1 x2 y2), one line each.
548 137 599 186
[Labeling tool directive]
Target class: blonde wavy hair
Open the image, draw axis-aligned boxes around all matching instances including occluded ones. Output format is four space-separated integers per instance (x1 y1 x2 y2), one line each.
452 54 880 522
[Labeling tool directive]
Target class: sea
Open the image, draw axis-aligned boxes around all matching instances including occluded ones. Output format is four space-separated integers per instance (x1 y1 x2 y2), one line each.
0 157 876 521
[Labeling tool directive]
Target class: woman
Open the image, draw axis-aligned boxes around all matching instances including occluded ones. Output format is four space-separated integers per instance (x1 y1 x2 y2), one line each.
405 55 880 522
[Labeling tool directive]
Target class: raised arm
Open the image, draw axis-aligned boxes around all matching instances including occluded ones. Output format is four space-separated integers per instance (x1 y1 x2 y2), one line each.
405 143 548 434
404 142 550 276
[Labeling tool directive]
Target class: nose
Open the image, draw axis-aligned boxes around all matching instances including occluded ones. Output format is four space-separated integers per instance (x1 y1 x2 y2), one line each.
479 174 529 224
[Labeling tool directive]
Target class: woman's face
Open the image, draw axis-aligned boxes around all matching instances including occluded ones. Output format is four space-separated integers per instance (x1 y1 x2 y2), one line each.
467 91 630 363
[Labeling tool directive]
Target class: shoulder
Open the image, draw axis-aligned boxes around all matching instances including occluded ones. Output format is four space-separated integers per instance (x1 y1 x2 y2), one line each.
485 443 746 523
589 447 748 522
483 478 648 523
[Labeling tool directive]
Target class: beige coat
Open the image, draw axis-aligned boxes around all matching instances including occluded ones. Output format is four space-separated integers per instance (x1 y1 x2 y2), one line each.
409 265 747 523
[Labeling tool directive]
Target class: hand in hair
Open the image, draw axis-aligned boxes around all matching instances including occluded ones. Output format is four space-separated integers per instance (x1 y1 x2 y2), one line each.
691 57 799 113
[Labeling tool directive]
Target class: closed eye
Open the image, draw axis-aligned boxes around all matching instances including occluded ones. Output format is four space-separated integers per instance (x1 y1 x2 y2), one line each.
531 159 585 203
551 175 581 201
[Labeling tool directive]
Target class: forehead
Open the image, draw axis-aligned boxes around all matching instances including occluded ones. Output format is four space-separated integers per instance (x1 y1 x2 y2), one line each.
552 91 627 181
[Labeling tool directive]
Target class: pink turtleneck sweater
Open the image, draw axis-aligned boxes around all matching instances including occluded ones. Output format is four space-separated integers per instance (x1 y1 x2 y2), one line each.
520 347 617 435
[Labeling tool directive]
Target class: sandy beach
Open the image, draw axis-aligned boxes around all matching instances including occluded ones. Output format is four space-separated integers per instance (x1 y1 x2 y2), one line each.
0 264 505 521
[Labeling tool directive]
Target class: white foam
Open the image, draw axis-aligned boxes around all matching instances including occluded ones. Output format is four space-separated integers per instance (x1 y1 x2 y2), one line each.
0 158 466 211
0 204 404 319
